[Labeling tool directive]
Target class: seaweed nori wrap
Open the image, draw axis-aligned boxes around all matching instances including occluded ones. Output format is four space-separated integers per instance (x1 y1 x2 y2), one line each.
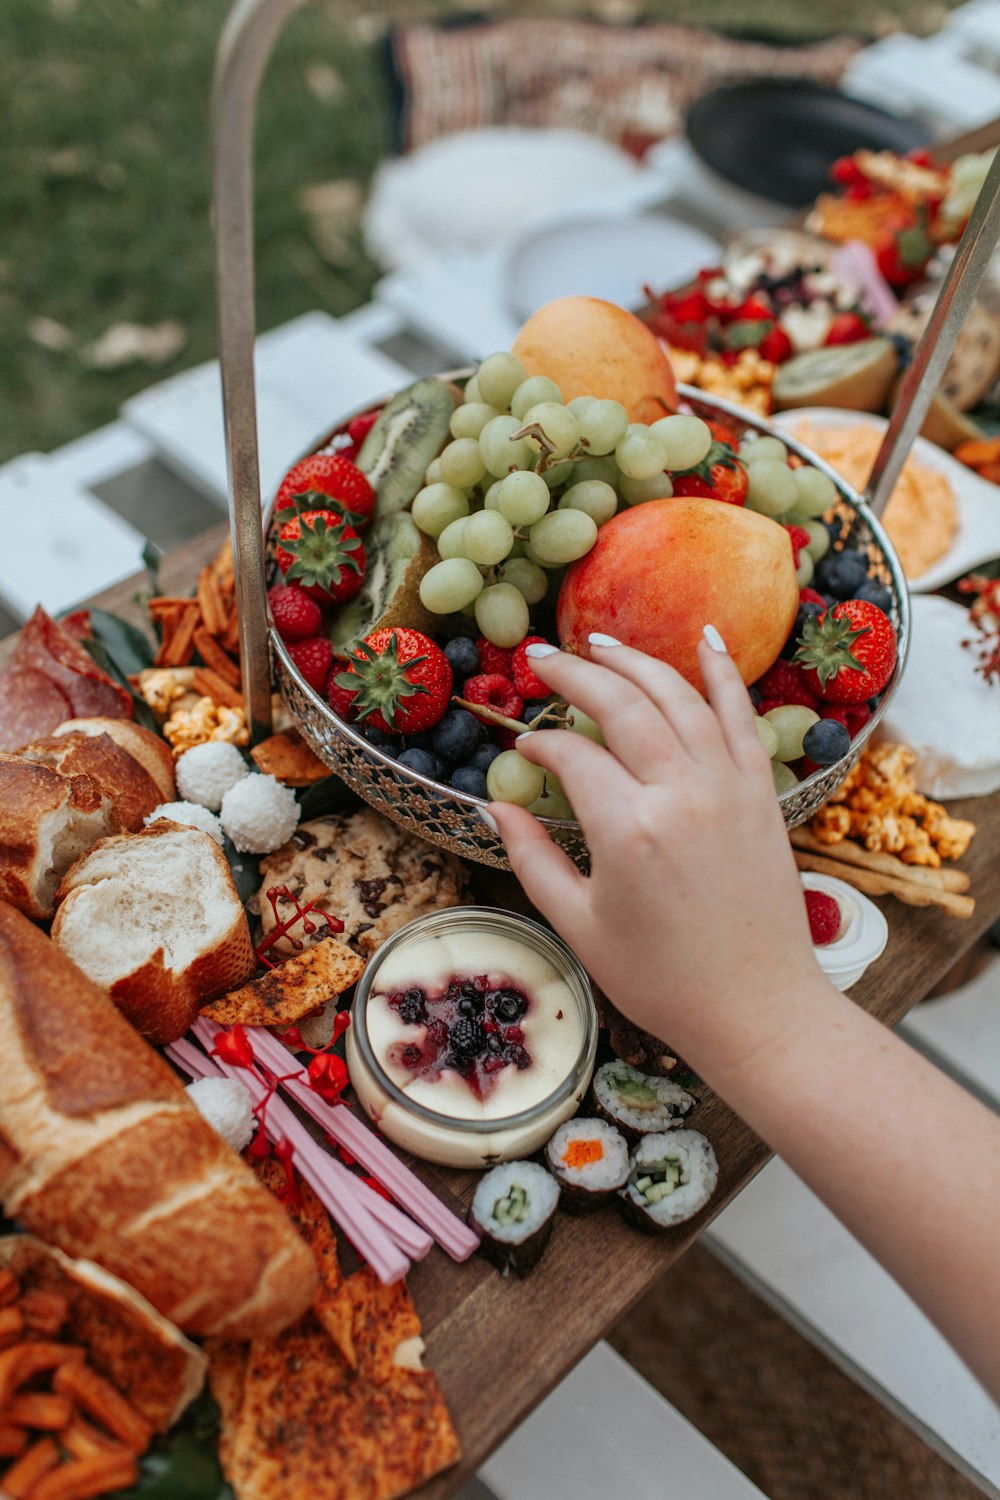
470 1161 560 1277
591 1061 696 1140
544 1118 629 1213
620 1130 718 1232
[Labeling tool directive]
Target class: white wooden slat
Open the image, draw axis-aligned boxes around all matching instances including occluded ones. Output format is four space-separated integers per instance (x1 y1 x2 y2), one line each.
901 958 1000 1111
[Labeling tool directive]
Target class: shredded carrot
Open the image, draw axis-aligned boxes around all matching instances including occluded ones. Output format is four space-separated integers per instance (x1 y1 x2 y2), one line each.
562 1139 604 1170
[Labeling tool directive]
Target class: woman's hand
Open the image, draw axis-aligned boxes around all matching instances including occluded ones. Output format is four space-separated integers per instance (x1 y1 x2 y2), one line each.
486 629 829 1078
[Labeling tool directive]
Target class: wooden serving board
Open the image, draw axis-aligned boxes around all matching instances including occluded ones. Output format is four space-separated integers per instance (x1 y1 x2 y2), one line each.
7 524 1000 1496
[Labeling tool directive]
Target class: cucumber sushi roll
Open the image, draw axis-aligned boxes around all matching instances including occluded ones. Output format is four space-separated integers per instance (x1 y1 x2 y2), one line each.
544 1118 630 1214
620 1130 718 1232
591 1061 696 1140
470 1161 560 1277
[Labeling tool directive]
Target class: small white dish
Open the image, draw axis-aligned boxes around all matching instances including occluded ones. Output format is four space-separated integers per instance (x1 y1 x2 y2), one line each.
801 870 889 991
772 406 1000 592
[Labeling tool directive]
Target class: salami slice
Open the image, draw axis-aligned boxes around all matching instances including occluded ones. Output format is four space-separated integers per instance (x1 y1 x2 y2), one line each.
9 606 132 721
0 667 73 751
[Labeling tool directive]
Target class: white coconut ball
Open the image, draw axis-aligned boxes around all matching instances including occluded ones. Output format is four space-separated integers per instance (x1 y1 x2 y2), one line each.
176 740 249 811
220 772 300 854
185 1077 256 1154
145 800 224 845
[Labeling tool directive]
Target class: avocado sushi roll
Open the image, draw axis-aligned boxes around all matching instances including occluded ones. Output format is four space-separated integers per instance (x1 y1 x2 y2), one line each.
592 1061 696 1140
620 1130 718 1232
470 1161 560 1277
544 1118 630 1213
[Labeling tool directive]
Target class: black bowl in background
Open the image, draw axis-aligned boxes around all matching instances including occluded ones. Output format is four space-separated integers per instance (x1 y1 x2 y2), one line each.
686 79 928 208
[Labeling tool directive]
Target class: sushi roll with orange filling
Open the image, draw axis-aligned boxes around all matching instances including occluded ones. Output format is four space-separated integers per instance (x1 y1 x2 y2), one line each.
544 1118 630 1214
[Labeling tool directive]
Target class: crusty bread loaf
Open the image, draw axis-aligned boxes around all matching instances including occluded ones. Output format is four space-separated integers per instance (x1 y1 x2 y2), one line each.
0 754 112 919
22 731 163 834
0 903 317 1339
51 820 257 1045
54 717 176 801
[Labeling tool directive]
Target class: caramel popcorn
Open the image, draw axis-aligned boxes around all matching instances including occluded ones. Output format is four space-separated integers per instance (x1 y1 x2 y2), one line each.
163 695 250 758
667 346 774 415
136 666 198 720
810 742 975 866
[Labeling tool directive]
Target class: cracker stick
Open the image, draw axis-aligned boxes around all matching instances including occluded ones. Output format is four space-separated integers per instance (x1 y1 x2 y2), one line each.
0 1269 21 1308
793 850 975 919
0 1422 28 1458
791 828 972 893
6 1392 73 1431
196 565 228 636
60 1417 127 1461
147 596 196 613
192 667 244 711
0 1435 60 1497
154 602 199 669
0 1344 84 1408
220 604 241 655
0 1306 24 1348
53 1362 152 1452
212 537 234 585
19 1291 68 1338
193 627 242 688
29 1453 140 1500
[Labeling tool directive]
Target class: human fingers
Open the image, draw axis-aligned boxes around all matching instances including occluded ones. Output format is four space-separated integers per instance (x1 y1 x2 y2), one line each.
586 634 727 766
698 627 773 780
485 801 590 930
513 726 634 829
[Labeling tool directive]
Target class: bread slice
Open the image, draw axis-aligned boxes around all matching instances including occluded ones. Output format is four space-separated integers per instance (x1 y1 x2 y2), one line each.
54 716 176 801
52 820 256 1044
0 754 113 919
22 731 164 833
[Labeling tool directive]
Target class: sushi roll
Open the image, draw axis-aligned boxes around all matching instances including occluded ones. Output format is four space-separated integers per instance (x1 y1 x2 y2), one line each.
470 1161 560 1277
591 1060 696 1140
544 1118 629 1214
620 1130 718 1232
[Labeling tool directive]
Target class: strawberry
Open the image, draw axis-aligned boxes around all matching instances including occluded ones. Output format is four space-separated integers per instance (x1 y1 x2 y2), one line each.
784 524 811 568
274 453 376 530
875 217 933 290
825 312 870 346
267 583 322 643
334 628 452 734
276 509 365 605
463 674 523 724
671 421 748 506
759 324 793 363
347 410 379 448
288 636 334 694
325 661 358 721
511 637 551 700
799 587 826 609
476 638 514 679
754 660 818 711
795 600 897 704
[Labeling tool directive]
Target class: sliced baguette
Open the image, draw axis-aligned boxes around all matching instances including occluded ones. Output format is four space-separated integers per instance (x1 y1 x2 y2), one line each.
0 754 113 919
22 731 163 833
52 820 256 1044
54 717 177 801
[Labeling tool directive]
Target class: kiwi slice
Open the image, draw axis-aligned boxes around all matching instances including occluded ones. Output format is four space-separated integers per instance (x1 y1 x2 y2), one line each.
772 338 899 414
357 377 455 519
328 512 438 652
887 375 983 452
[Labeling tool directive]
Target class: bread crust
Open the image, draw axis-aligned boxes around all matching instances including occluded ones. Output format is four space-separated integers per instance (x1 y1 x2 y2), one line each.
0 756 107 919
23 732 163 833
0 903 317 1338
54 718 177 802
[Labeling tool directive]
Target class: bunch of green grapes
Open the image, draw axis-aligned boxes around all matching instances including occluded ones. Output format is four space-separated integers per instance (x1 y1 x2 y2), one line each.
739 436 839 588
413 351 715 646
754 705 819 792
483 701 604 818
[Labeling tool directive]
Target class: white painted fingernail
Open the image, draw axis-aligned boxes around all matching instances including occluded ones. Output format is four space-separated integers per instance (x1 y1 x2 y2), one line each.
478 807 499 834
525 642 559 659
703 624 727 654
515 731 534 745
588 631 622 648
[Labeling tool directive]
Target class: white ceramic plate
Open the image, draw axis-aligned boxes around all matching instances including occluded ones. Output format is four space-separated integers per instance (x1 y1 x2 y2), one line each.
772 406 1000 592
503 213 719 322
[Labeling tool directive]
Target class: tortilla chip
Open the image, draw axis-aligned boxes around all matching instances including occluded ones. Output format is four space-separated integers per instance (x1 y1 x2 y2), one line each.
344 1268 423 1385
251 730 330 787
202 937 365 1028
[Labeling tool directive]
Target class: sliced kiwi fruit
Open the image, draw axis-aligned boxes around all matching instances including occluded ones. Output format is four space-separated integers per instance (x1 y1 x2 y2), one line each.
772 338 899 413
887 375 983 452
357 377 455 519
328 512 438 652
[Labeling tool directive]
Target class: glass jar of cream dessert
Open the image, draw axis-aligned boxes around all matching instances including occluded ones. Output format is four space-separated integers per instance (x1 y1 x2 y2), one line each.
346 907 598 1168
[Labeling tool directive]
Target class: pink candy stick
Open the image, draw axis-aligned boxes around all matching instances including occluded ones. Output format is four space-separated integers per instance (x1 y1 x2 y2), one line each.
248 1028 479 1261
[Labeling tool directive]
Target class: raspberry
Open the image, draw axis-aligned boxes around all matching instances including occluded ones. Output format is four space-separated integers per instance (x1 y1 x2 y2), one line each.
846 702 872 737
804 889 842 946
819 704 850 727
785 524 811 568
325 660 357 720
755 660 818 710
463 673 523 723
799 586 826 608
288 636 334 693
476 638 514 679
268 583 322 643
511 636 551 700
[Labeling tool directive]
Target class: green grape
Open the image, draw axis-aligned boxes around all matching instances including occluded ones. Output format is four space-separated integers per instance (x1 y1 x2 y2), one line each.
477 352 527 410
619 472 673 506
522 402 579 460
528 786 575 820
437 517 469 560
450 402 500 440
411 482 470 538
479 415 535 475
439 438 486 489
616 427 669 480
804 519 830 561
763 704 820 762
510 376 562 421
463 374 482 403
529 509 598 566
795 550 815 587
424 457 443 485
483 480 504 511
498 556 548 605
497 470 550 527
486 750 545 807
566 704 605 745
558 479 618 526
506 537 528 559
741 435 788 467
474 582 530 647
459 599 479 619
542 460 575 490
649 413 712 470
746 459 797 517
463 509 515 566
571 455 620 487
567 396 596 420
419 557 484 614
772 760 799 793
755 716 780 758
791 464 838 518
575 398 629 456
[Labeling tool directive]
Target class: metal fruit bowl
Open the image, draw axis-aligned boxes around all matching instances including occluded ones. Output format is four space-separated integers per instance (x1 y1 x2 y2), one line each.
264 381 910 872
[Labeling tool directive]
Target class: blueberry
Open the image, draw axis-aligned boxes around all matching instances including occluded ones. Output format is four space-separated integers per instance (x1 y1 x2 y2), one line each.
406 731 435 752
815 549 868 600
853 579 892 612
748 685 763 708
444 636 480 679
451 765 488 799
457 996 482 1017
823 515 845 543
782 599 826 657
802 717 851 766
489 989 525 1023
431 708 483 766
364 724 401 753
468 742 502 772
398 747 445 780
